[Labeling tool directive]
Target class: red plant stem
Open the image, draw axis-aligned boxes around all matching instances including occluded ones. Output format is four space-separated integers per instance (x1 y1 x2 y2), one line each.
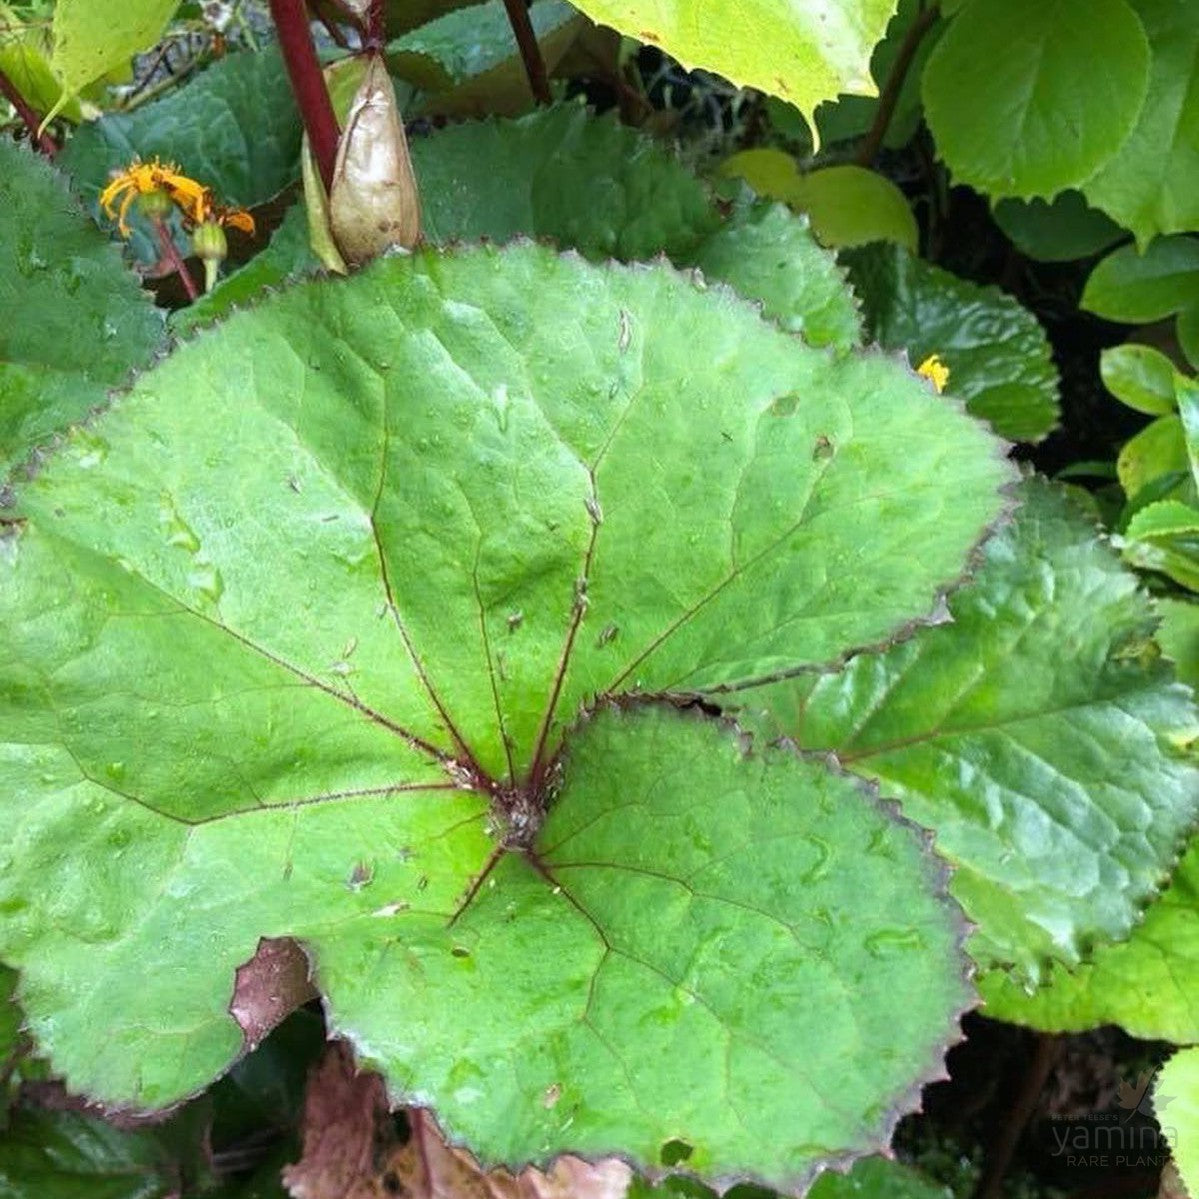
366 0 385 49
0 66 57 156
269 0 340 192
501 0 551 105
153 217 200 302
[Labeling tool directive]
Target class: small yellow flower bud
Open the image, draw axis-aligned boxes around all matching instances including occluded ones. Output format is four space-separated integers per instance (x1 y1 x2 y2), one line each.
917 354 950 394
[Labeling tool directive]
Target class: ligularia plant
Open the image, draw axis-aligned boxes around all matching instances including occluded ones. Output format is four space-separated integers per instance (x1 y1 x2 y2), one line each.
2 1 1198 1196
1 228 1013 1186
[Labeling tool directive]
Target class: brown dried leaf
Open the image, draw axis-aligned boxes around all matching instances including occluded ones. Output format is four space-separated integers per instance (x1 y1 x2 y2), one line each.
283 1042 398 1199
230 937 316 1052
391 1109 632 1199
283 1046 631 1199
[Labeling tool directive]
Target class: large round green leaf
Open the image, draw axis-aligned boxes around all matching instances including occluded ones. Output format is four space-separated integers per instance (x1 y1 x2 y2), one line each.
922 0 1151 200
993 191 1124 264
1081 0 1199 248
0 139 164 474
557 0 899 123
0 244 1009 1185
736 479 1199 984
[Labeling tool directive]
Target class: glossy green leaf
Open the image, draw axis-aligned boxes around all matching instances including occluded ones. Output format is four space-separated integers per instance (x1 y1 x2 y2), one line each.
992 192 1124 264
0 1109 185 1198
49 0 178 111
389 0 575 88
1081 0 1199 247
720 155 917 251
1179 375 1199 488
0 243 1010 1183
735 479 1199 982
59 47 302 262
1160 1048 1199 1195
388 0 583 116
1101 344 1180 416
978 835 1199 1042
559 0 898 122
1158 596 1199 688
1082 236 1199 323
0 140 164 473
1122 500 1199 590
843 242 1060 442
1117 414 1190 503
922 0 1151 200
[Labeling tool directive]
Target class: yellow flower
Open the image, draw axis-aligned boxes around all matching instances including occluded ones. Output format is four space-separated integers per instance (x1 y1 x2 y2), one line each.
917 354 950 394
99 157 254 238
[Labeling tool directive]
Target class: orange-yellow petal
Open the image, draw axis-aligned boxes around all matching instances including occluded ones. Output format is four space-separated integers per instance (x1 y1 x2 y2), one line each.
221 207 255 235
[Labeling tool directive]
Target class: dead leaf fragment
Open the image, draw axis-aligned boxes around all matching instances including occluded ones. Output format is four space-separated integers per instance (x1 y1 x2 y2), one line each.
283 1048 630 1199
283 1042 398 1199
230 937 316 1052
389 1108 632 1199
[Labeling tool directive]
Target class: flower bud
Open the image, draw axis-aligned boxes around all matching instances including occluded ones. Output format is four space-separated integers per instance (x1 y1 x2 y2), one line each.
328 52 421 266
192 220 228 294
191 220 228 262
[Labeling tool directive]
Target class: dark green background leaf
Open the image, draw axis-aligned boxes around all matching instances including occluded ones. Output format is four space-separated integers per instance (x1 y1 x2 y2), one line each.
0 140 164 473
843 243 1060 442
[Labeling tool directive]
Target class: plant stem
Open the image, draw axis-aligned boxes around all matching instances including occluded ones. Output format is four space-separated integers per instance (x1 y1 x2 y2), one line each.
309 0 351 49
269 0 340 192
855 2 938 166
973 1032 1062 1199
153 217 200 302
366 0 385 49
0 66 57 156
501 0 551 105
119 54 199 112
